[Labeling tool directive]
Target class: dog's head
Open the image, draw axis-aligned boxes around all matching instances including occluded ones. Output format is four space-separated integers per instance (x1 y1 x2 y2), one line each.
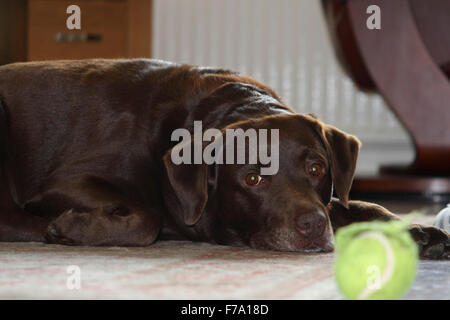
163 113 360 253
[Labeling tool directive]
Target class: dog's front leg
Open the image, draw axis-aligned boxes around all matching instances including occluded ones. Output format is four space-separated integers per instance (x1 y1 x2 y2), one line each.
27 174 161 246
328 198 450 259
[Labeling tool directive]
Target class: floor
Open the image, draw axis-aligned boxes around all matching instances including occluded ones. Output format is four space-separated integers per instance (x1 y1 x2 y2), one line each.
0 203 449 300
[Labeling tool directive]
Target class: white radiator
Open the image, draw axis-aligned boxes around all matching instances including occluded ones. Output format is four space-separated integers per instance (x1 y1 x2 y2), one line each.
151 0 414 174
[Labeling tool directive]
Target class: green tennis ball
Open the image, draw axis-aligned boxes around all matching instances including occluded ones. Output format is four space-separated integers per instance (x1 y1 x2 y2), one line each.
334 220 418 300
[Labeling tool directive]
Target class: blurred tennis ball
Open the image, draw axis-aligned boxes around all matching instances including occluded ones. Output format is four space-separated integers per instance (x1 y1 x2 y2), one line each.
335 220 418 300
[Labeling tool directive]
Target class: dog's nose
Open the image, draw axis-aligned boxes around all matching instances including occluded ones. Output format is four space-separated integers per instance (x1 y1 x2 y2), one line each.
295 210 326 238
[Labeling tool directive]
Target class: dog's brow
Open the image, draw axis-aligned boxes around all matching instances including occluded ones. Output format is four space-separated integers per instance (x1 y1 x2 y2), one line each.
303 148 328 164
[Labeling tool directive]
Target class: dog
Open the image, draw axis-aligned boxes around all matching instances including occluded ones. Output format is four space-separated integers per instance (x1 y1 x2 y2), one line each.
0 59 448 259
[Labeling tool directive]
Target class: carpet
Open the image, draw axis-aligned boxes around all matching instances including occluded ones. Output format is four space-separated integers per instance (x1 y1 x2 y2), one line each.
0 212 449 299
0 239 449 299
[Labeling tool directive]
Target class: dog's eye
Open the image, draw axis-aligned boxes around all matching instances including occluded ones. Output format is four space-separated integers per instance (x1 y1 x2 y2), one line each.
307 163 324 178
245 173 263 186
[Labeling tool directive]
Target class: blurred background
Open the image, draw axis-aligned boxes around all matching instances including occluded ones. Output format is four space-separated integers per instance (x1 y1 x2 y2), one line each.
152 0 414 177
1 0 449 205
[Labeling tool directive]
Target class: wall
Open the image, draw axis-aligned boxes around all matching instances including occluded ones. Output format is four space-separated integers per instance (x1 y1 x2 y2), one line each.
151 0 414 175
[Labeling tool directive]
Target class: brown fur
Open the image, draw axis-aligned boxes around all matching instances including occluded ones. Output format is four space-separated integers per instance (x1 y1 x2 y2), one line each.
0 59 448 259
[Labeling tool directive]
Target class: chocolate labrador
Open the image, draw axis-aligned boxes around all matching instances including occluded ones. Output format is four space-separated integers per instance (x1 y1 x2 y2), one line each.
0 59 448 259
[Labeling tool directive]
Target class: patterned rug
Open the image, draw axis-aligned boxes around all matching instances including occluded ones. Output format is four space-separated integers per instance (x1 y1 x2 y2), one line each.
0 209 448 300
0 239 448 299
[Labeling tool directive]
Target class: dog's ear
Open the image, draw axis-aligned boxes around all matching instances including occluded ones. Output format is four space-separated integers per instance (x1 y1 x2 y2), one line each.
162 132 220 226
162 151 209 226
317 122 361 208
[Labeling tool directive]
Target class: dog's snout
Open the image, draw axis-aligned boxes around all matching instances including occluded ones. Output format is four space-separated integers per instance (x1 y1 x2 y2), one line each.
295 210 326 238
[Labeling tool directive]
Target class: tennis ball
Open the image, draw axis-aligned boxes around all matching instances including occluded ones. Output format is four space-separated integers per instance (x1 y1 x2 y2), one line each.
334 220 418 300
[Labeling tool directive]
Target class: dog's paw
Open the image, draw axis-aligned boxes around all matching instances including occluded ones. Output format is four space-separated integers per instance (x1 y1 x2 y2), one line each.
409 224 450 260
45 209 91 246
44 204 159 246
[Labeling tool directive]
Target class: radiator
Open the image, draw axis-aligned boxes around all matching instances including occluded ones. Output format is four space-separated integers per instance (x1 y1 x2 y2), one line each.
151 0 414 174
